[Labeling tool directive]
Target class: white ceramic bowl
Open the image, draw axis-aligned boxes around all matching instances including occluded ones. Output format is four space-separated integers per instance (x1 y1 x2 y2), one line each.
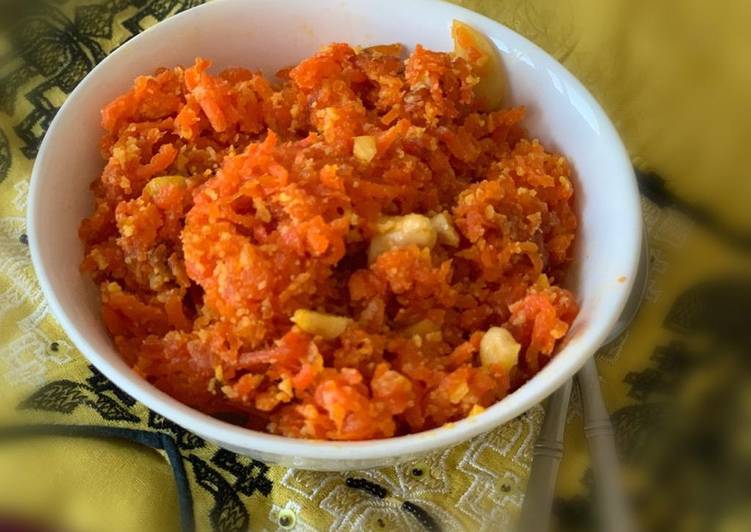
28 0 641 470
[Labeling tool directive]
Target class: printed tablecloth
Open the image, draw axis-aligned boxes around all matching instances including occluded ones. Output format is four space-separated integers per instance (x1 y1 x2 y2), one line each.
1 1 749 531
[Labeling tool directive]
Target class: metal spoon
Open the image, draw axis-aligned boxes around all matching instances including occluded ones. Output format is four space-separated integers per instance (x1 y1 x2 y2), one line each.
518 232 648 532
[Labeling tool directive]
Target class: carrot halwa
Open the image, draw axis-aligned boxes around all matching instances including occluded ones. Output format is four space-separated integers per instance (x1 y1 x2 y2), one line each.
79 39 578 440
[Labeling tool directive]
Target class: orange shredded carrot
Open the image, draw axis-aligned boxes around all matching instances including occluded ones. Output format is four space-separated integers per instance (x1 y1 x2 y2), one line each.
80 43 579 440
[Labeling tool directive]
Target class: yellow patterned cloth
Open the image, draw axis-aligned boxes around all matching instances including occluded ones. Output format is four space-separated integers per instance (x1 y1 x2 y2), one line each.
1 1 749 531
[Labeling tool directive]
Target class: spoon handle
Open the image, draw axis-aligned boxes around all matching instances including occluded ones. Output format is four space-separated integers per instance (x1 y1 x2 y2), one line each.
518 379 573 532
577 357 636 532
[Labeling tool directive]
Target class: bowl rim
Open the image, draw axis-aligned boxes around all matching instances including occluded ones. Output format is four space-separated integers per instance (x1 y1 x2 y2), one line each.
27 0 642 463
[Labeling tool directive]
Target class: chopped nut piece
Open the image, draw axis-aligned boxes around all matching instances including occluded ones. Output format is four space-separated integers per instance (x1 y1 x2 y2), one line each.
480 326 521 371
368 213 437 263
291 309 352 339
353 135 377 162
451 20 506 111
430 212 460 247
143 175 186 198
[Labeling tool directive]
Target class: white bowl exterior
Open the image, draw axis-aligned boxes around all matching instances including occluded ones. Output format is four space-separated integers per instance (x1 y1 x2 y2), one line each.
28 0 641 470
